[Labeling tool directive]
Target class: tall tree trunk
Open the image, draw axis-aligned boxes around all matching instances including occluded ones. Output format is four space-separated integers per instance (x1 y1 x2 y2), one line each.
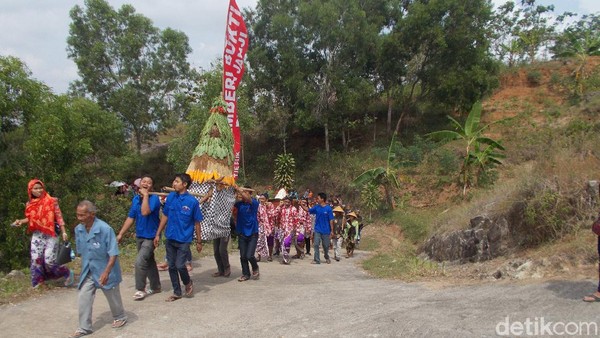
342 126 347 152
373 115 377 142
134 127 142 154
324 121 330 153
384 185 395 210
393 110 406 137
283 137 287 154
387 91 392 135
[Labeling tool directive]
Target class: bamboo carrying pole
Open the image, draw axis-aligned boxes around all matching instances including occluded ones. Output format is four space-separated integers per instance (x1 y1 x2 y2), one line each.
152 188 205 198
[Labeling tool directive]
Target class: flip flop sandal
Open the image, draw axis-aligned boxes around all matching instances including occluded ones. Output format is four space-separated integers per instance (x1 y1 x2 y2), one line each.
212 271 224 277
165 294 182 302
64 269 75 287
238 275 250 282
252 271 260 280
133 290 146 300
111 319 127 328
69 330 91 338
184 280 194 297
583 294 600 302
145 288 161 295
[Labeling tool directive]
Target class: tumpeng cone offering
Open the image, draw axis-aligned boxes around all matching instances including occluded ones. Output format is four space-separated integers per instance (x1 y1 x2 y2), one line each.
186 96 237 240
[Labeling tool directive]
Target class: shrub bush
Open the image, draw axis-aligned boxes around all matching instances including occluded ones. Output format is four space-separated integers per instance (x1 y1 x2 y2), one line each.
526 70 542 86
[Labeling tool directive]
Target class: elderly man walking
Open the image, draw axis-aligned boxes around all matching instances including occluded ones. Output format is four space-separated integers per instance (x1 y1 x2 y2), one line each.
69 200 126 338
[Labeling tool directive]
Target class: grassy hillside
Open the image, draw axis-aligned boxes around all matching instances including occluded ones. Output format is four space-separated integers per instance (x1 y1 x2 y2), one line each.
139 57 600 282
359 57 600 281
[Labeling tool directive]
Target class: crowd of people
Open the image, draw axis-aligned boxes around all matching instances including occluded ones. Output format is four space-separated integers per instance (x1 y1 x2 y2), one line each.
252 189 362 266
12 175 362 337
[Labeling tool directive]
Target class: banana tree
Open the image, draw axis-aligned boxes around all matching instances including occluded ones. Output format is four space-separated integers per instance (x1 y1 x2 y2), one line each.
352 135 400 209
427 101 505 196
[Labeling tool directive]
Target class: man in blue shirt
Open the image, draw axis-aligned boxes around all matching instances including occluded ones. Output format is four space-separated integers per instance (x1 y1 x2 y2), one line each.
234 186 260 281
154 173 204 302
70 200 126 338
305 192 334 264
117 175 162 301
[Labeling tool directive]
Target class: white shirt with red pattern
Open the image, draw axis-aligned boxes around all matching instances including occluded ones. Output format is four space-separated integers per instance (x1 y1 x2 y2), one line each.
267 203 279 230
258 203 272 235
297 206 311 235
276 205 298 238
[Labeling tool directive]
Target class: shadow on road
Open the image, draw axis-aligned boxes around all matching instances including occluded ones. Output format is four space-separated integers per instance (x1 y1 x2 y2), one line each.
544 280 596 300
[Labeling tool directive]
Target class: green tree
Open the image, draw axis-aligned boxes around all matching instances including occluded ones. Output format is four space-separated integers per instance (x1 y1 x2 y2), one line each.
427 101 505 196
490 1 557 65
300 0 390 152
67 0 192 152
245 0 310 151
552 14 600 96
0 56 132 271
377 0 499 134
0 56 51 271
247 0 390 152
25 96 128 191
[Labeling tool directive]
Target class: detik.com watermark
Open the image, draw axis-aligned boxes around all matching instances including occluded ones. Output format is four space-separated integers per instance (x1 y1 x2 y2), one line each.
496 316 598 336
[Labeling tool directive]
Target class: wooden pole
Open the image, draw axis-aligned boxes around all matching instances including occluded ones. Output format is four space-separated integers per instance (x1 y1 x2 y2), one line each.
151 190 205 198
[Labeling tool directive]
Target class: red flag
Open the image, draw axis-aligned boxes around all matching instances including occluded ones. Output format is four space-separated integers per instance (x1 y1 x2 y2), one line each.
222 0 248 180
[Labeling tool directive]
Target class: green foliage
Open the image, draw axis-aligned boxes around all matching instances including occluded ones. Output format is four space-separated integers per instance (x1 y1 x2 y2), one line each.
0 56 134 272
526 69 542 86
273 153 296 190
523 188 576 245
431 148 461 177
362 244 443 280
396 0 499 112
67 0 193 152
551 14 600 98
385 209 430 244
552 13 600 59
0 269 31 305
491 0 557 65
353 135 400 209
393 136 436 168
427 101 505 195
0 56 50 133
94 193 134 237
247 0 393 151
360 183 381 220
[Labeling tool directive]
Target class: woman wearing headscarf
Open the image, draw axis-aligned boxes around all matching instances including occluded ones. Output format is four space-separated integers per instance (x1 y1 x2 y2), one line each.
12 179 74 288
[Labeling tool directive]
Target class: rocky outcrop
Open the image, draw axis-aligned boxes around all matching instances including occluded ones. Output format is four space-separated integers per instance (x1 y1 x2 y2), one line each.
421 180 600 264
421 215 511 263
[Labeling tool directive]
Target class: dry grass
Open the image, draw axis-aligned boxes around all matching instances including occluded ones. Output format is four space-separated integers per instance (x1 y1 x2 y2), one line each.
362 59 600 283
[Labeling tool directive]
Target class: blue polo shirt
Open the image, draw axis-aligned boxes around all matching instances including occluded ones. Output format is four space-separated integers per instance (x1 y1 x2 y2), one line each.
75 217 122 290
163 191 203 243
309 204 334 234
234 198 259 236
128 194 161 239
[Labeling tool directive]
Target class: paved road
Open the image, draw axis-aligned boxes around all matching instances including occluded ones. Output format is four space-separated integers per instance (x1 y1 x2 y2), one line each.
1 251 599 337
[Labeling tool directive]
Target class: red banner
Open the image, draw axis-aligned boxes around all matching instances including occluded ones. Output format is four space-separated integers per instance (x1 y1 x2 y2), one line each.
222 0 248 180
